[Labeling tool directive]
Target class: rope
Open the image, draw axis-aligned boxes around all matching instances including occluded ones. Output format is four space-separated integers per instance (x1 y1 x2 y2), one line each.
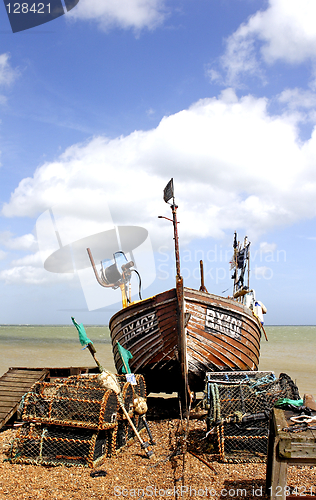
210 383 220 423
249 374 276 394
17 392 30 416
36 428 47 465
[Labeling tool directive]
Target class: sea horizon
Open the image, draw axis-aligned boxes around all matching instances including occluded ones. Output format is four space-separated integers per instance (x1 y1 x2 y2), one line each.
0 325 315 397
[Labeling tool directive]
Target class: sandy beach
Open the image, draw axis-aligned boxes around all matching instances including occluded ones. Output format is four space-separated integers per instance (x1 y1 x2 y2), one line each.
1 414 315 500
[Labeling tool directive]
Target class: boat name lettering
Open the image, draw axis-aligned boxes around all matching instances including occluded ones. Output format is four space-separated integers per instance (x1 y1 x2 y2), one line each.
122 313 157 341
205 309 242 339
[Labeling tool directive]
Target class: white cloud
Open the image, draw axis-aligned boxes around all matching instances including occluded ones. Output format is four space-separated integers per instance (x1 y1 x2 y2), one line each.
278 88 316 109
68 0 166 31
0 249 7 261
0 232 38 251
11 252 42 267
259 242 277 253
210 0 316 87
277 88 316 123
255 0 316 65
0 266 73 285
2 90 316 259
214 24 266 87
0 53 18 87
253 266 273 279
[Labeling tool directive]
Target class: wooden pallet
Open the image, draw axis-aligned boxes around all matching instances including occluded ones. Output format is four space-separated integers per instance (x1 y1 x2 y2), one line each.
0 368 49 430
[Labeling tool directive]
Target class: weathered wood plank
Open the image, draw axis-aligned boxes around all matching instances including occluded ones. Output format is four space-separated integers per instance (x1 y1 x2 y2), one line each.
0 382 39 390
6 368 44 373
0 368 49 430
0 395 28 402
0 402 19 409
0 387 31 394
0 374 45 381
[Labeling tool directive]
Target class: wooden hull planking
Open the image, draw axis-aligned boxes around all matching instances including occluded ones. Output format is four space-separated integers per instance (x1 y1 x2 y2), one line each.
109 287 262 393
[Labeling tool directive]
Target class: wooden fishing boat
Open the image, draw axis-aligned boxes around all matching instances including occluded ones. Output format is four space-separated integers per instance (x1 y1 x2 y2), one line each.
88 179 266 408
110 287 262 394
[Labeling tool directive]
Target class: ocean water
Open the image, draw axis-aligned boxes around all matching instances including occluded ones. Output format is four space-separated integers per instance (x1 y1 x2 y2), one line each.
259 325 316 397
0 325 315 397
0 325 116 378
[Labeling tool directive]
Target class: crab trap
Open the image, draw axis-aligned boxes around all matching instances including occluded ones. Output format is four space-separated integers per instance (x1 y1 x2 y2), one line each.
9 423 112 468
205 371 300 463
111 413 147 454
116 374 147 398
53 373 147 401
60 373 148 420
16 372 150 464
21 380 119 430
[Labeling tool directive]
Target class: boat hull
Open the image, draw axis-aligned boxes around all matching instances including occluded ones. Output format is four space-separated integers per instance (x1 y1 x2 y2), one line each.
109 287 262 393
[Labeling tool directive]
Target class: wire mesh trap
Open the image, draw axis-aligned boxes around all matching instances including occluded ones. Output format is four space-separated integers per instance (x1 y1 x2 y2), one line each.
15 372 149 465
53 373 147 404
118 382 134 420
22 381 119 430
112 414 147 454
205 371 300 463
9 423 112 468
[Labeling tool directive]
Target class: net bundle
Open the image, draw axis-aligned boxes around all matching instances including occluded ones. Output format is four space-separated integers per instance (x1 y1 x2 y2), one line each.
206 371 300 463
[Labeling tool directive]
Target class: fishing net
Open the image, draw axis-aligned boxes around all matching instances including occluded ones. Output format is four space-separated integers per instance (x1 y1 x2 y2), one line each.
21 381 119 430
9 423 113 468
206 371 300 462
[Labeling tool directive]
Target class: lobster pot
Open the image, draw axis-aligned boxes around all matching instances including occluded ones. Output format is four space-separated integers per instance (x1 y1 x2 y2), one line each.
116 374 147 398
126 414 146 440
114 420 128 451
9 424 111 468
216 419 269 463
136 414 146 433
134 374 146 399
206 371 300 421
61 373 147 403
55 373 147 400
111 415 146 454
206 371 300 463
54 374 109 388
118 382 134 420
22 381 119 430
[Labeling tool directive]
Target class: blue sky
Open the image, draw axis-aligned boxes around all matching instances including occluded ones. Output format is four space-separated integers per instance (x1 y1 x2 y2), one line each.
1 0 316 325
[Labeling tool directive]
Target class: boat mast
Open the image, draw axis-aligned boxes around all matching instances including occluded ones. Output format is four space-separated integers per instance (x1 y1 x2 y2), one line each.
233 231 238 296
247 242 250 290
160 178 181 280
171 201 181 280
160 179 190 415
